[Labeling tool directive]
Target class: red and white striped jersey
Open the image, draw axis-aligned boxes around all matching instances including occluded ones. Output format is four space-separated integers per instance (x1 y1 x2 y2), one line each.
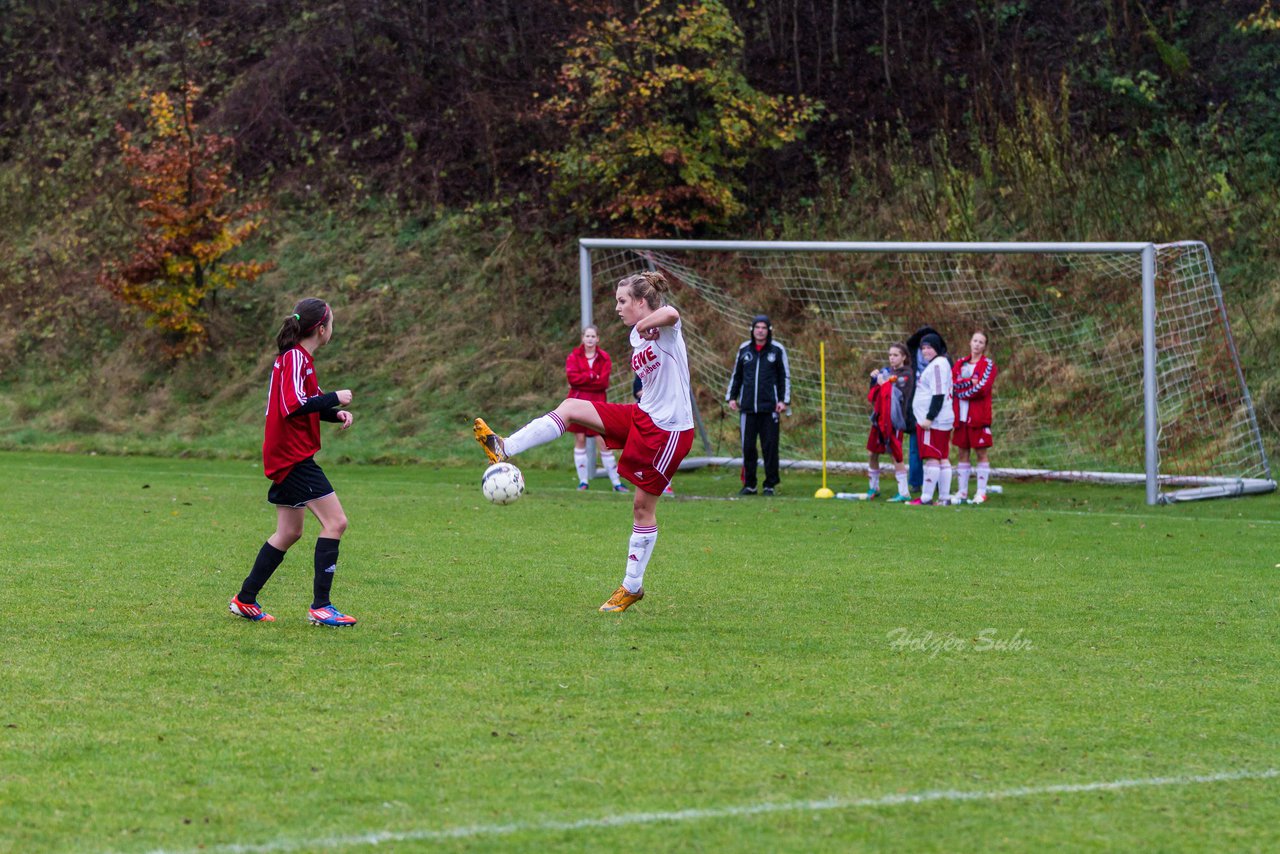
952 354 997 426
263 346 324 483
630 318 693 432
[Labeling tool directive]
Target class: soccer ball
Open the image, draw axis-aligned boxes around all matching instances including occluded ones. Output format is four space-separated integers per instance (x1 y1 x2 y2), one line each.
481 462 525 505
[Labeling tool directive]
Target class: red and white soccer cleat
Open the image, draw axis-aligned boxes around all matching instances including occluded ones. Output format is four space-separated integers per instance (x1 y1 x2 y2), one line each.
229 595 275 622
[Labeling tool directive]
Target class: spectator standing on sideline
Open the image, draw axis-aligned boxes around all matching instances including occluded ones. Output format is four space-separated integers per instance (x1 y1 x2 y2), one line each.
909 333 954 506
726 314 791 496
864 342 912 501
904 325 944 494
565 324 627 492
951 329 998 503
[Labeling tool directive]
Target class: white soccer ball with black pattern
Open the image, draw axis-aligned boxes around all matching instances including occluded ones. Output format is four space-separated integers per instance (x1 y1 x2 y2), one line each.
481 462 525 505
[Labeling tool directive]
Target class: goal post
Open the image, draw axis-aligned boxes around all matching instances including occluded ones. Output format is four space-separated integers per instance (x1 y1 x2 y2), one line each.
578 238 1274 505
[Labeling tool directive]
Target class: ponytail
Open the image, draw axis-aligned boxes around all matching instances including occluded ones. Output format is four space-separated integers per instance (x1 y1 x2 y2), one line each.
277 298 329 353
618 270 671 310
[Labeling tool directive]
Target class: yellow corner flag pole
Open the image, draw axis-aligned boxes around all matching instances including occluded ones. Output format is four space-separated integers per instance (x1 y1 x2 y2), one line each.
815 341 835 499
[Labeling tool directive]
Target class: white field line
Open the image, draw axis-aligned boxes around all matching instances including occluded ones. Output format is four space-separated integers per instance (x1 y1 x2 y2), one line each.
138 767 1278 854
7 463 1280 522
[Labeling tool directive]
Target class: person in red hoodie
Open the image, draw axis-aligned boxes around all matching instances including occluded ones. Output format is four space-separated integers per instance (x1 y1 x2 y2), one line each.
951 330 998 504
865 342 912 501
565 325 627 492
229 298 357 627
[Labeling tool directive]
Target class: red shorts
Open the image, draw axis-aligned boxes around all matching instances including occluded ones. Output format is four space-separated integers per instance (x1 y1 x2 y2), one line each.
915 426 952 460
866 427 904 463
953 423 993 449
592 402 694 495
567 392 605 437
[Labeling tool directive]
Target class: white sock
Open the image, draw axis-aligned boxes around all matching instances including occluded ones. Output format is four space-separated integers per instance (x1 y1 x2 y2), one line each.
600 449 621 487
868 466 881 492
573 448 589 485
503 411 566 457
977 462 990 496
957 462 971 497
623 524 658 593
895 470 909 496
921 462 939 503
938 462 952 503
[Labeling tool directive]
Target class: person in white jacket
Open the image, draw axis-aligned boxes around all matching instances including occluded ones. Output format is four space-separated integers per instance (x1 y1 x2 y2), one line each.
910 333 954 505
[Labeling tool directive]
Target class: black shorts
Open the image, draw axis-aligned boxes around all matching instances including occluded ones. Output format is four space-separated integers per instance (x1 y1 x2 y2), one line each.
267 457 335 507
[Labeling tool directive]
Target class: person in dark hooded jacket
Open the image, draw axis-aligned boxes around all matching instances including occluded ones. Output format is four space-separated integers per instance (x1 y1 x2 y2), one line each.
726 314 791 495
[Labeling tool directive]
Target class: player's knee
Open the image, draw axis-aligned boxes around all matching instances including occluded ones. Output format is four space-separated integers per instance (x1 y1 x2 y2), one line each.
329 514 349 537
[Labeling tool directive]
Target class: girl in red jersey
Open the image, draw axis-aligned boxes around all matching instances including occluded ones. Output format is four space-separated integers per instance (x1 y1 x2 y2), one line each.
229 298 358 627
865 342 912 501
565 325 627 492
473 271 694 613
951 330 998 503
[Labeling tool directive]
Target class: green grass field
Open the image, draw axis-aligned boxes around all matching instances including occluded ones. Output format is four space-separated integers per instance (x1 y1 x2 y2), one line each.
2 450 1277 853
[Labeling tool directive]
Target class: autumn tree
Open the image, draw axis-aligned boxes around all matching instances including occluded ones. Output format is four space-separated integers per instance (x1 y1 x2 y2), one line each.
99 82 272 355
534 0 821 236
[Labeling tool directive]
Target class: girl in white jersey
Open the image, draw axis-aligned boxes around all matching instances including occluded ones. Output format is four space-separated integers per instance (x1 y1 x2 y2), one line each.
473 271 695 613
910 333 954 506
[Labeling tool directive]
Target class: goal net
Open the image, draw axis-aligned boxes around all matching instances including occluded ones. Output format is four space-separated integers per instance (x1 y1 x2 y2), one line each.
579 239 1274 504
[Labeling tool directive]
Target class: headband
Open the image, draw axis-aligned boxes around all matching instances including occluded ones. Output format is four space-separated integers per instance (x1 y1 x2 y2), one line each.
301 304 330 334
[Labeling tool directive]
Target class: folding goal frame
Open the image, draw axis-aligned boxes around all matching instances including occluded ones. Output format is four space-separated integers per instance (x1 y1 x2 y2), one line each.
578 238 1274 506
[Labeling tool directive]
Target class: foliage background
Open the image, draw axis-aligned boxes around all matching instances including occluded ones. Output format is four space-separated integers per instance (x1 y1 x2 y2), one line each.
2 0 1279 462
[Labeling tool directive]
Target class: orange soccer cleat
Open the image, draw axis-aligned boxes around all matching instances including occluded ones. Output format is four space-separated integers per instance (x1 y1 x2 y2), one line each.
473 418 508 464
599 585 645 613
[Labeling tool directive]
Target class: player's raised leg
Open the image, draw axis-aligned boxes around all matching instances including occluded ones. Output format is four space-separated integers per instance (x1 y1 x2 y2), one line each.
474 399 607 462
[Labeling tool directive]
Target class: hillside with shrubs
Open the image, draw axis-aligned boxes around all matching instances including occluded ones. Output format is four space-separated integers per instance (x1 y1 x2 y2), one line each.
2 1 1278 464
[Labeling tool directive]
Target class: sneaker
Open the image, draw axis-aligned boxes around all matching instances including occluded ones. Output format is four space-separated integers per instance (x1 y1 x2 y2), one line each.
953 492 968 503
738 486 757 496
887 493 912 503
577 482 590 491
472 417 507 463
599 585 644 612
865 488 880 500
662 485 675 496
907 498 932 506
612 483 629 493
229 595 274 622
762 487 776 496
971 493 988 504
308 605 357 627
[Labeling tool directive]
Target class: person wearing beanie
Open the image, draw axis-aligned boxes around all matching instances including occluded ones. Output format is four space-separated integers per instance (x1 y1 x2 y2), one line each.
725 314 792 496
908 331 954 505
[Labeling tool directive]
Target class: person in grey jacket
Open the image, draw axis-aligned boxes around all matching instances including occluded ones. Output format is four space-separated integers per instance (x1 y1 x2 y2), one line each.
726 314 791 495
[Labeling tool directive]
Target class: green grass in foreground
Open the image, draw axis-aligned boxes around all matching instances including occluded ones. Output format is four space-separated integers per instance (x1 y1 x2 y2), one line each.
1 450 1277 853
